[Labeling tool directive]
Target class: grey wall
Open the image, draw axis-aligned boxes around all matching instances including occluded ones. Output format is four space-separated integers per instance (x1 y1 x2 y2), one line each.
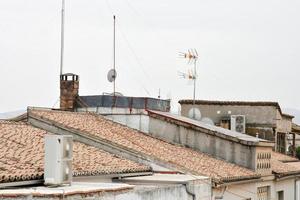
1 184 211 200
180 104 278 125
104 114 149 133
98 112 263 171
148 116 257 170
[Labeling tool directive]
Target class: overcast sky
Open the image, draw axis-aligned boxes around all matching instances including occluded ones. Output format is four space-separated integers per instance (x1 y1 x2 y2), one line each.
0 0 299 113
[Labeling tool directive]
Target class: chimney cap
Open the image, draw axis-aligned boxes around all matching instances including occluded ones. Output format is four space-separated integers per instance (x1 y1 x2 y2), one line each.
61 73 78 76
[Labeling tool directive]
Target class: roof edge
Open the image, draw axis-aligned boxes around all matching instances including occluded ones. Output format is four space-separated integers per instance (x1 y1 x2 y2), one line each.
178 99 283 114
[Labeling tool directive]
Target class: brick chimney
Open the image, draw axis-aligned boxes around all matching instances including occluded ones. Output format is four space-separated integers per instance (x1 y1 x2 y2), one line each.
60 73 79 111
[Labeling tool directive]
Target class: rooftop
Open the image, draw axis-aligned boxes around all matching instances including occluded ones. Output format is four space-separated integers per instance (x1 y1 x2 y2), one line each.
28 108 260 184
271 152 300 178
0 120 150 185
293 123 300 133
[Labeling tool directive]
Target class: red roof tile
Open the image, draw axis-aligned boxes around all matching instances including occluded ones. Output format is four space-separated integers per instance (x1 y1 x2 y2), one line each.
29 109 259 183
0 121 150 184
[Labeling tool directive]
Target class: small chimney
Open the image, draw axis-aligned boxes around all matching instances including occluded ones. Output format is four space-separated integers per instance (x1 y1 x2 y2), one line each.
60 73 79 111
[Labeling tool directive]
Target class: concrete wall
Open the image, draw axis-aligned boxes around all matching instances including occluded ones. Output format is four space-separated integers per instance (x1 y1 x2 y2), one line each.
277 114 293 133
214 178 296 200
99 113 272 171
180 104 278 125
104 114 149 133
148 116 257 170
1 184 210 200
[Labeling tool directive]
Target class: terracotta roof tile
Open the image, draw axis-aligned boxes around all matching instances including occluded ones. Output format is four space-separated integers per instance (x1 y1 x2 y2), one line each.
271 152 300 177
272 152 298 162
0 121 150 184
29 109 258 183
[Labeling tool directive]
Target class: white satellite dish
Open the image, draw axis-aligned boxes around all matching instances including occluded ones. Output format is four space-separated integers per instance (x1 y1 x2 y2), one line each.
188 107 201 120
201 117 214 126
107 69 117 82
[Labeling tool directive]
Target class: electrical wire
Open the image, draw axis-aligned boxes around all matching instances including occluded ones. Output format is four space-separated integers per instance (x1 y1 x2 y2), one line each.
116 22 153 87
225 189 250 199
103 0 152 96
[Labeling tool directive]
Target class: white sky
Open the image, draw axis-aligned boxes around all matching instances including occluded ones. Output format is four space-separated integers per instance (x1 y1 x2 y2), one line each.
0 0 299 113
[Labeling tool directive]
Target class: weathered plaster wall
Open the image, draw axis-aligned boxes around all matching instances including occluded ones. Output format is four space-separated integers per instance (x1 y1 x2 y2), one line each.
0 184 210 200
100 113 270 171
104 114 149 133
214 178 296 200
277 114 293 133
148 116 257 170
180 104 278 125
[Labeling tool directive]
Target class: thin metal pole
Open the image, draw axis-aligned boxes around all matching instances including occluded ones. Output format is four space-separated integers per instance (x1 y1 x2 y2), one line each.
60 0 65 75
193 60 197 118
113 15 116 96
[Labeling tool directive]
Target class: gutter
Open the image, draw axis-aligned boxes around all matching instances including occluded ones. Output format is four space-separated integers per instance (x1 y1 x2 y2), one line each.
215 176 262 188
74 171 153 181
0 180 43 189
274 171 300 180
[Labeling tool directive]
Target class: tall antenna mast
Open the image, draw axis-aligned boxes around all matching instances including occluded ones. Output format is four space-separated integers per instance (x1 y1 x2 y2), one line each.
113 15 116 96
107 16 118 96
60 0 65 75
178 49 199 119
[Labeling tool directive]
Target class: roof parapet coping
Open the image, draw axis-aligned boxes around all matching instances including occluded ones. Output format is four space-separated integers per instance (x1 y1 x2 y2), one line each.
178 99 283 115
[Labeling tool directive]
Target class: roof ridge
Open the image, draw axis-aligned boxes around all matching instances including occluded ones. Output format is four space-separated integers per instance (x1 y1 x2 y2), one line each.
0 120 27 125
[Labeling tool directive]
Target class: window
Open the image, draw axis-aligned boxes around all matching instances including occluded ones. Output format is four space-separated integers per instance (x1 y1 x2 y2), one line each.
277 191 284 200
257 186 270 200
277 132 286 153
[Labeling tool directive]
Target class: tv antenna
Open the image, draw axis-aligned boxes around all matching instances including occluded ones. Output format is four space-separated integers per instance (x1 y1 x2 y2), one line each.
178 49 199 119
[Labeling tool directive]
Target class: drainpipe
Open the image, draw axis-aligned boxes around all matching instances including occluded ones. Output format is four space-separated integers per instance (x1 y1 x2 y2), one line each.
214 186 227 200
184 183 196 200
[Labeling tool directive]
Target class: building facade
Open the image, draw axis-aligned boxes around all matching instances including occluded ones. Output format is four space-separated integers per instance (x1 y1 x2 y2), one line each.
179 99 296 155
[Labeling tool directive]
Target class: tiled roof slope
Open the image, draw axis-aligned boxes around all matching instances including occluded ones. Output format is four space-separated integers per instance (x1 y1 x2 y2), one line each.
271 152 300 177
272 152 298 162
29 109 259 183
0 121 150 184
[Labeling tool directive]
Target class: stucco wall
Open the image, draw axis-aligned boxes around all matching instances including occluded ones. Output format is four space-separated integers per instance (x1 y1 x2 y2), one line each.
214 178 296 200
1 184 210 200
101 113 269 171
148 116 257 170
277 114 293 133
104 114 149 133
180 104 278 126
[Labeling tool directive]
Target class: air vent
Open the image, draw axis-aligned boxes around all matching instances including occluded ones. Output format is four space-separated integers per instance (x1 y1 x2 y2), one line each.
44 135 73 186
230 115 246 133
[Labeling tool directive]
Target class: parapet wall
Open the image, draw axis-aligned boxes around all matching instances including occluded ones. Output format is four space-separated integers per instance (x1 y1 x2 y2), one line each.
148 116 257 170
